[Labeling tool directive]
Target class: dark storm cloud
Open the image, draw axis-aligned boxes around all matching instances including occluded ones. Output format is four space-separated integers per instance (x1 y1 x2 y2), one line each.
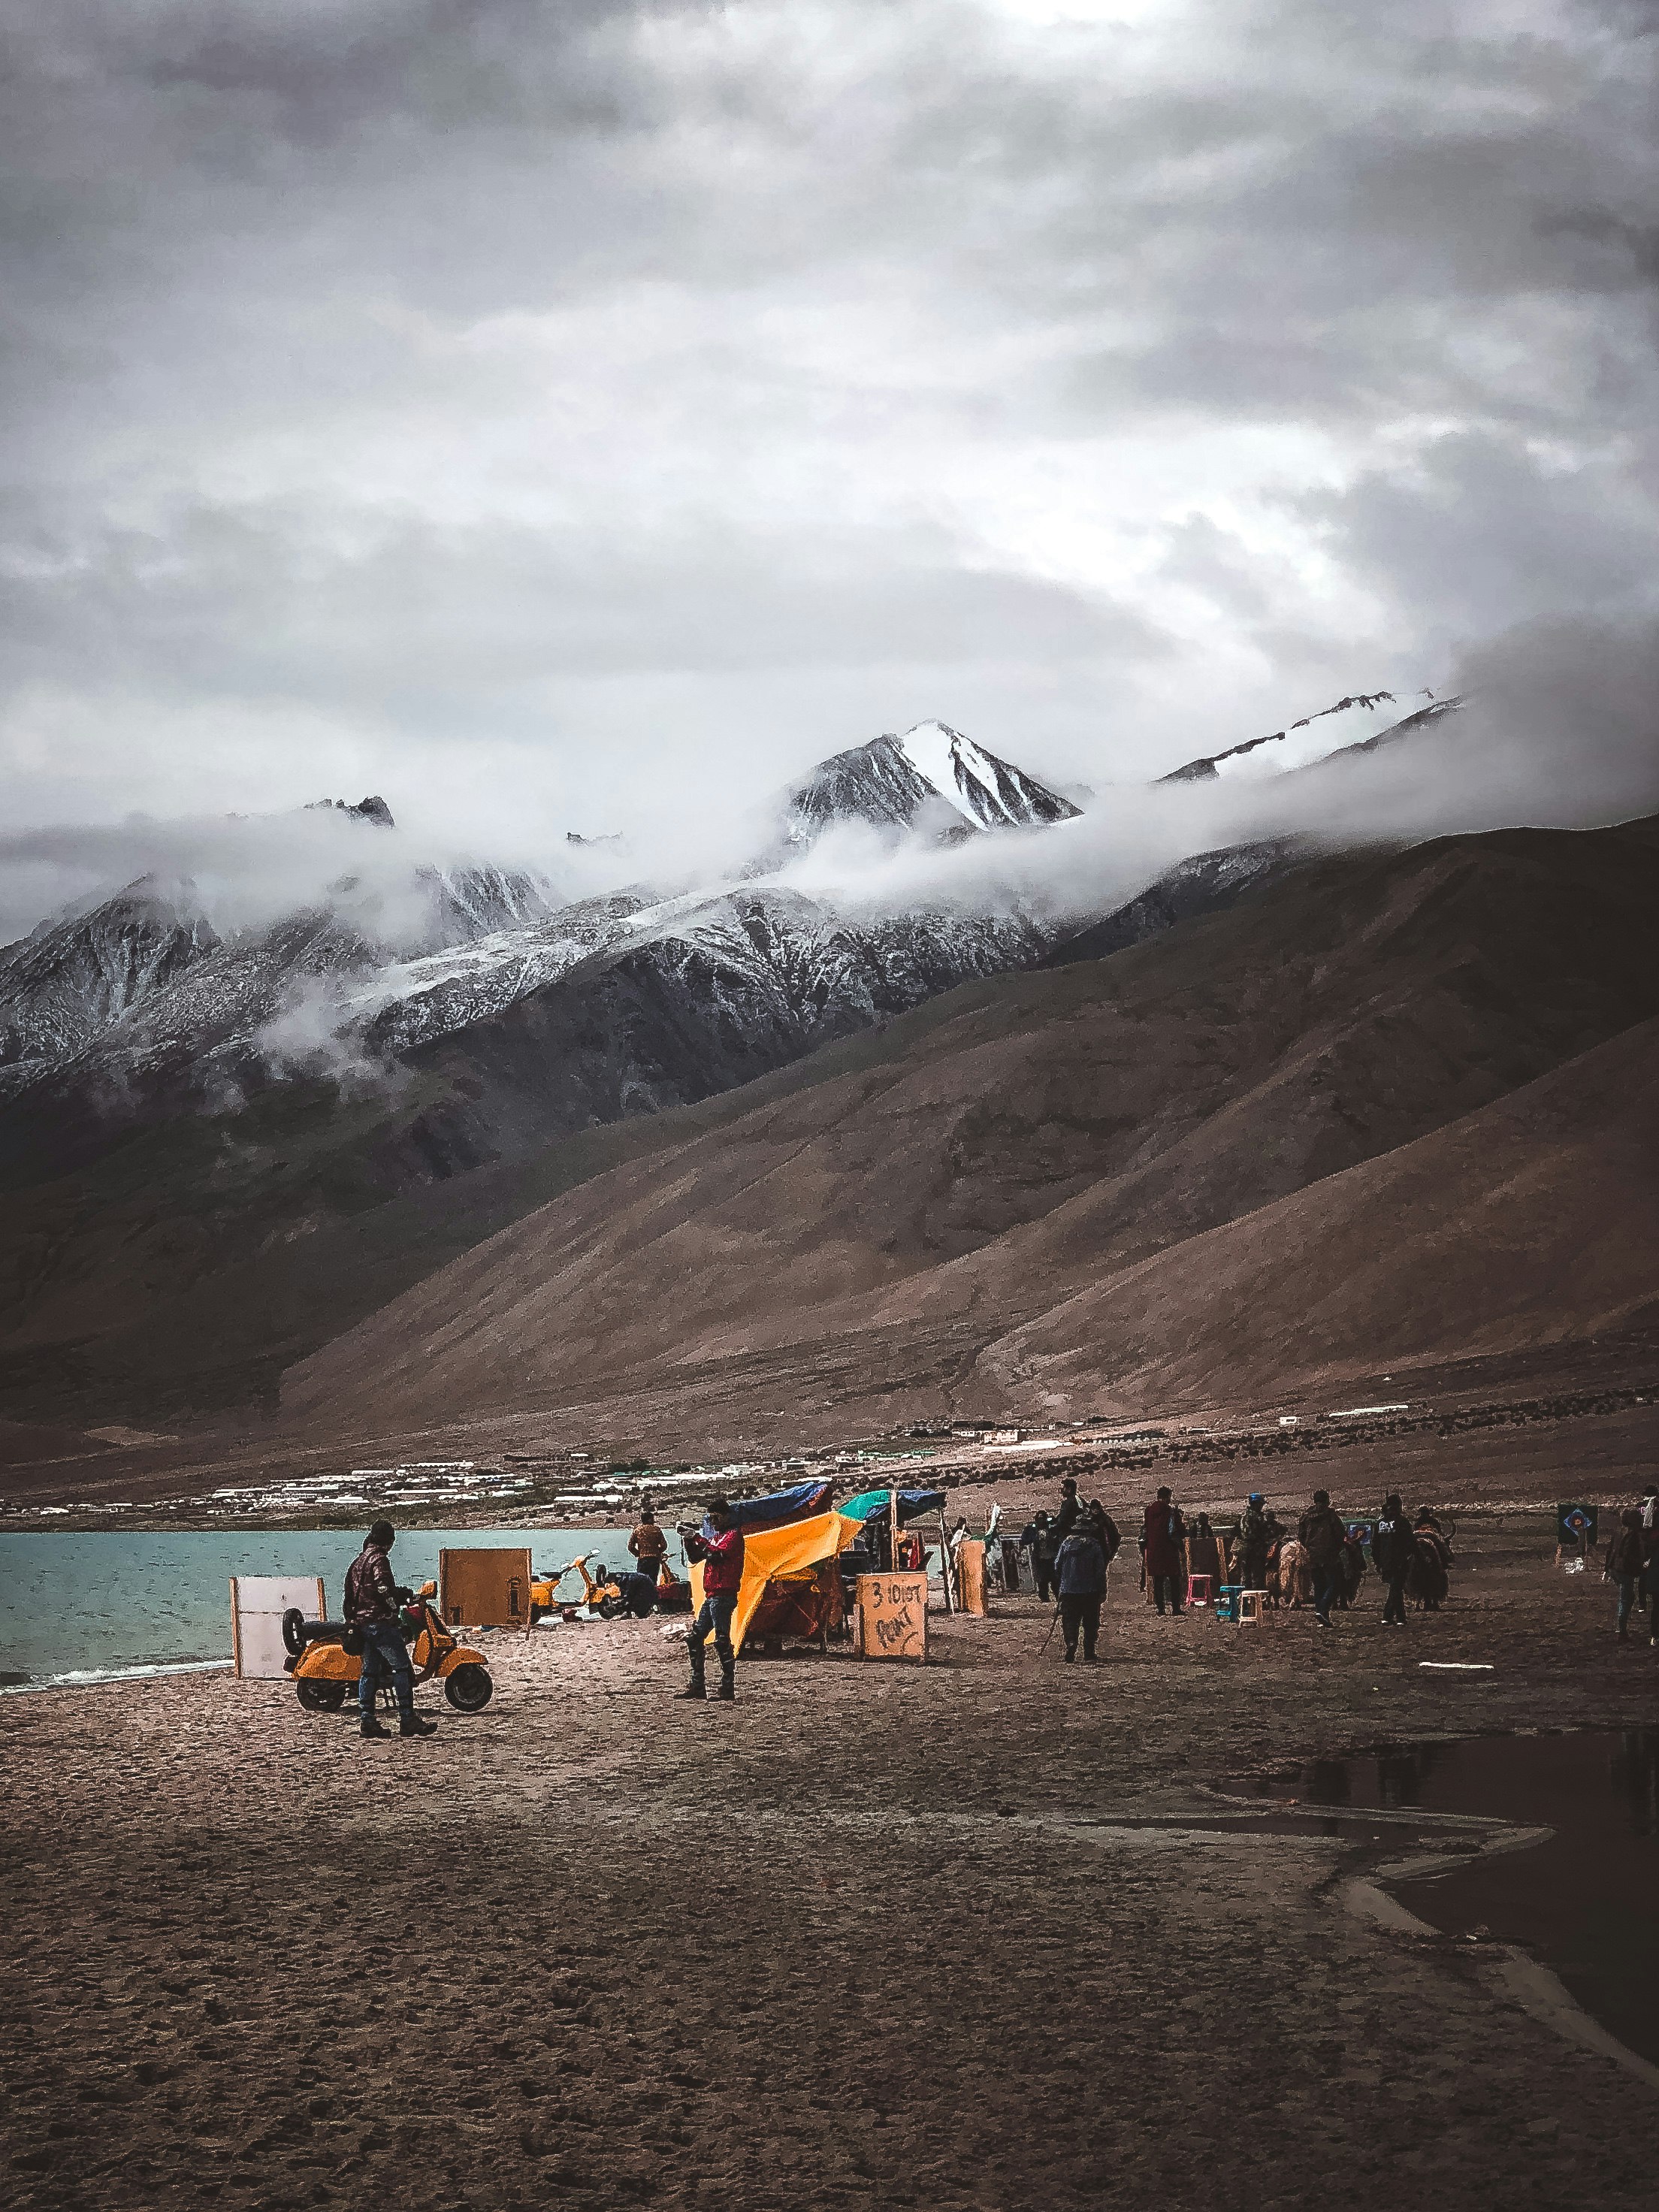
1 0 1656 890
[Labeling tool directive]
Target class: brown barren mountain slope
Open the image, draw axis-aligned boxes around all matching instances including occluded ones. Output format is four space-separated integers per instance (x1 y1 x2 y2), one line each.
283 817 1659 1449
984 1011 1659 1408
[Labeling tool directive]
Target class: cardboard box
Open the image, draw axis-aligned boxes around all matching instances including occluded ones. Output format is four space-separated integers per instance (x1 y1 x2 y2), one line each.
854 1572 929 1662
439 1547 533 1628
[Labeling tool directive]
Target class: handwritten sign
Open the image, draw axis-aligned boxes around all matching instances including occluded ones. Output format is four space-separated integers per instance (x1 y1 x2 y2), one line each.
854 1573 929 1664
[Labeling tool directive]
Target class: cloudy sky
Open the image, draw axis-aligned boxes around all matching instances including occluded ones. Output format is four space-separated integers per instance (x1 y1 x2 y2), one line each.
3 0 1656 863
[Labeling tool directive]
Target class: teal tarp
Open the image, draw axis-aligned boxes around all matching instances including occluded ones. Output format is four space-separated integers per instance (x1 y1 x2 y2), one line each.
841 1488 947 1527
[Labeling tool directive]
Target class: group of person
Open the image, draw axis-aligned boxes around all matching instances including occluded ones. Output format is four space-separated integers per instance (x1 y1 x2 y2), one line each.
343 1476 1654 1727
1018 1479 1121 1661
1603 1486 1659 1645
1017 1476 1454 1650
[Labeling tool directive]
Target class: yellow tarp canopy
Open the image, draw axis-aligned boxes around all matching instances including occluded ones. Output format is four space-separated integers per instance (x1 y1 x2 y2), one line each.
687 1510 863 1653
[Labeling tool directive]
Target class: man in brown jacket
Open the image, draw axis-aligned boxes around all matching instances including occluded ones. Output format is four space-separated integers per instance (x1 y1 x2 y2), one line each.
344 1521 437 1742
628 1506 669 1585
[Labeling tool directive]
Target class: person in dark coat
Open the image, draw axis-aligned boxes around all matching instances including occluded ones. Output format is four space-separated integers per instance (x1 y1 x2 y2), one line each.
1604 1509 1646 1640
1233 1495 1269 1590
1055 1522 1108 1662
1187 1512 1223 1591
1053 1477 1082 1546
1298 1490 1347 1628
1337 1529 1367 1609
1020 1510 1060 1602
1086 1499 1122 1570
1142 1487 1186 1615
1372 1493 1415 1627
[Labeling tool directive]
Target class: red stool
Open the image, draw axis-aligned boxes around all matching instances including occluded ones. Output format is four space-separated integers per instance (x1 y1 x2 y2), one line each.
1187 1574 1216 1606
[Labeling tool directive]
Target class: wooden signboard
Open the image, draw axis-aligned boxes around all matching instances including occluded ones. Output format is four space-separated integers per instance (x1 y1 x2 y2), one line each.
956 1540 987 1616
231 1575 325 1679
439 1547 533 1630
854 1573 929 1663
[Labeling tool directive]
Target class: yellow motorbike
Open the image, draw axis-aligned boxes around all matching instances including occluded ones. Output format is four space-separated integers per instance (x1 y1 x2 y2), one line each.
530 1553 651 1621
282 1581 494 1714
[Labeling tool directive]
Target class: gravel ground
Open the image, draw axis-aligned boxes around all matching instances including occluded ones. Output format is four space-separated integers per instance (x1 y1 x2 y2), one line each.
4 1531 1656 2211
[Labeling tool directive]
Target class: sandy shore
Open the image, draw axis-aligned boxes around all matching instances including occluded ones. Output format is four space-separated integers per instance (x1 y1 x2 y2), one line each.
3 1535 1656 2210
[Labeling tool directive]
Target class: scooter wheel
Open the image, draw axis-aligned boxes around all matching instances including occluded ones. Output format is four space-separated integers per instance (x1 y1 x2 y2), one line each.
295 1679 347 1713
282 1608 308 1657
443 1664 493 1713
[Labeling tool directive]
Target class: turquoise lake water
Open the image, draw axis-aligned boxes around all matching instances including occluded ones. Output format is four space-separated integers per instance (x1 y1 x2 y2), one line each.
0 1526 684 1689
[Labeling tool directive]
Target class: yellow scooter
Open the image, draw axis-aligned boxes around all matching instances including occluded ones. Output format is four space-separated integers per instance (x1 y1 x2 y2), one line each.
529 1553 645 1621
283 1581 493 1714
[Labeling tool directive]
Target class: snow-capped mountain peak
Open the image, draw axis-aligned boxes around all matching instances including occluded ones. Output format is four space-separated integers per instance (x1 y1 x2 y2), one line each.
781 720 1081 847
894 719 1083 831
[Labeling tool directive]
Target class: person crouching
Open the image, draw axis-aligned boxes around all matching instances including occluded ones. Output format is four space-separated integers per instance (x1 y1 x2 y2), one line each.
680 1496 745 1701
1056 1517 1108 1664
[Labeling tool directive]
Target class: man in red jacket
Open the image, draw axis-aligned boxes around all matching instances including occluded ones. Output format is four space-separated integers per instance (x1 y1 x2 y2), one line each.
680 1496 745 1701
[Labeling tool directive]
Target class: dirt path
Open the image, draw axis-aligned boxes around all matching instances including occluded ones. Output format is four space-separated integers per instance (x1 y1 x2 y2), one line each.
4 1542 1656 2210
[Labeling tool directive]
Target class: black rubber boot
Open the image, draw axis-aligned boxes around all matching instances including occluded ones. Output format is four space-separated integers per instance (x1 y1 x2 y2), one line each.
360 1715 391 1739
678 1676 706 1699
715 1669 736 1702
400 1712 438 1736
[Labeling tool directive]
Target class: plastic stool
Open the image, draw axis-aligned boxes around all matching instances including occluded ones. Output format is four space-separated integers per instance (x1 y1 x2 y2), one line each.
1213 1585 1240 1623
1186 1574 1216 1607
1237 1588 1270 1626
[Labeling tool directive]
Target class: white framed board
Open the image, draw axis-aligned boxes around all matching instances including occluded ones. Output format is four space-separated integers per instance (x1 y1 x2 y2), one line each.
231 1575 326 1679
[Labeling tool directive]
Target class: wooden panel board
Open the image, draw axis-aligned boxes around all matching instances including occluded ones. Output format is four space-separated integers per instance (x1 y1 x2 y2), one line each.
956 1540 987 1615
440 1547 533 1629
230 1575 325 1679
854 1573 929 1663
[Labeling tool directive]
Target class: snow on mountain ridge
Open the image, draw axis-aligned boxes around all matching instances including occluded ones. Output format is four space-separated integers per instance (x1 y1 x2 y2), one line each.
1162 694 1460 784
895 720 1083 830
0 879 222 1095
783 720 1080 848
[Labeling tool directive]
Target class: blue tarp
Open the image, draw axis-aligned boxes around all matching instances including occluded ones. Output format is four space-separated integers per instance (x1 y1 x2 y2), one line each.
724 1480 836 1533
840 1487 947 1528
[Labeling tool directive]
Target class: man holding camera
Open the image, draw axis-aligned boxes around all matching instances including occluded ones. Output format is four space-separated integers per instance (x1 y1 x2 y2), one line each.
343 1518 438 1741
678 1496 745 1702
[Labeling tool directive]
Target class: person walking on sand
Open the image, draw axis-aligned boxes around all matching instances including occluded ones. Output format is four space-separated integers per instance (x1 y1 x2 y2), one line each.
680 1496 745 1701
628 1505 669 1588
1143 1486 1186 1615
1603 1509 1646 1642
1056 1515 1108 1663
1373 1493 1415 1628
1298 1489 1347 1630
344 1519 437 1742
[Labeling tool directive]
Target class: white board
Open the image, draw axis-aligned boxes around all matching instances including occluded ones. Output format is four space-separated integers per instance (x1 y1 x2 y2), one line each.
231 1574 326 1679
